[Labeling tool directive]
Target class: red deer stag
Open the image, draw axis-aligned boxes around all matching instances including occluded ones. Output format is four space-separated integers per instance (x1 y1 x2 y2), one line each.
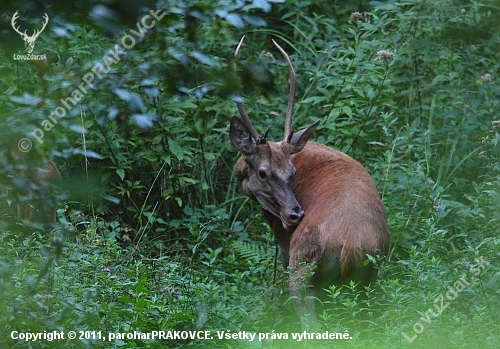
229 36 389 327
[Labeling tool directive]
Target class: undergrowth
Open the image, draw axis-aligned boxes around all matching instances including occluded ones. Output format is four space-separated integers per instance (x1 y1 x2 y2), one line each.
1 0 499 348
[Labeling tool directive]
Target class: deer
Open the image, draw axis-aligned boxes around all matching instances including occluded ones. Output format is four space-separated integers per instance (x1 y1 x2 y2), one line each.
229 36 390 328
11 11 49 54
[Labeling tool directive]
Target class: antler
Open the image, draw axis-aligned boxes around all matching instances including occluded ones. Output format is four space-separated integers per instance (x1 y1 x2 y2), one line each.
11 11 26 38
34 13 49 37
272 39 296 142
233 36 268 144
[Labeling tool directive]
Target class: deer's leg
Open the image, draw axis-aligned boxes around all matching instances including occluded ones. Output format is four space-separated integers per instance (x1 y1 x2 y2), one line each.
289 262 317 330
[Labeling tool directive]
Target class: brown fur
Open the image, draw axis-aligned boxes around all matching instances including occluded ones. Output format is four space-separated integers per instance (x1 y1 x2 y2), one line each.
291 143 388 275
234 141 389 328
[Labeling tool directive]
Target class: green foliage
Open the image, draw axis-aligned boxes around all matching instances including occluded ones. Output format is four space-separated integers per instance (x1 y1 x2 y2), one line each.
1 0 500 347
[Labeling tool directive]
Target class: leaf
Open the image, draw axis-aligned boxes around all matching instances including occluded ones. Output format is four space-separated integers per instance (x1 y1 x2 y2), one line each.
342 105 353 118
103 195 120 204
168 49 189 65
189 10 211 22
77 150 102 159
190 51 214 66
242 14 266 27
194 117 204 134
10 93 42 106
225 13 244 28
204 152 216 161
168 138 184 160
144 153 158 162
180 177 199 185
107 106 119 120
302 96 326 105
251 0 272 12
175 197 182 207
132 114 157 129
141 78 159 98
113 88 144 112
26 276 37 289
366 87 376 100
144 85 159 98
69 124 87 134
116 168 125 180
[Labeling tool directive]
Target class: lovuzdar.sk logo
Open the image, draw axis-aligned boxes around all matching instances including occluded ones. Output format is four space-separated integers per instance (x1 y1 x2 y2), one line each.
11 10 49 60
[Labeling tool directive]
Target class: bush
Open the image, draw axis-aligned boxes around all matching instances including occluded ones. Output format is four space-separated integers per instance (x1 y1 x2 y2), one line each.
1 0 499 348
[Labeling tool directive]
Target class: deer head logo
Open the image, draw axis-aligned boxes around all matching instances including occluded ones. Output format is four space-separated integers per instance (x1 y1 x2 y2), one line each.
11 11 49 54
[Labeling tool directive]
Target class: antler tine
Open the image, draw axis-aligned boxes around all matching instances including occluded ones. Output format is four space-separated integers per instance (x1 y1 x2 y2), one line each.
233 36 263 143
272 39 296 141
38 13 49 33
32 13 49 37
11 11 24 35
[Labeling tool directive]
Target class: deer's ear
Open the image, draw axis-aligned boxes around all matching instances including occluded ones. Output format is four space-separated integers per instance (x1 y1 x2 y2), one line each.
289 120 320 154
230 115 256 155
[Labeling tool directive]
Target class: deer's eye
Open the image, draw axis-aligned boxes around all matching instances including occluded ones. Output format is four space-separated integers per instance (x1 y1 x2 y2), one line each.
258 169 268 180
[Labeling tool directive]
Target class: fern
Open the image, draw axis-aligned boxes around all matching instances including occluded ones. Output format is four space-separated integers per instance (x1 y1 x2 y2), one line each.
231 240 270 264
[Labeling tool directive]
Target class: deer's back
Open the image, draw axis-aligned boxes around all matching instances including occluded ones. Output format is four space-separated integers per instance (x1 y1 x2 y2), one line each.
287 142 389 284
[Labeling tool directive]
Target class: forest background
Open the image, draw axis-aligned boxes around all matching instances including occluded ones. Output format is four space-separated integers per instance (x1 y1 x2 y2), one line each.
0 0 499 348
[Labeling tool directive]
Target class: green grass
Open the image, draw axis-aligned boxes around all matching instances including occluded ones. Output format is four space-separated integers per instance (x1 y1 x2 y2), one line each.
1 0 500 347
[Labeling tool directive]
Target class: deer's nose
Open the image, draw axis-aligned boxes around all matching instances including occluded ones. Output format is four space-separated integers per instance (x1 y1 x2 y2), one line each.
288 206 304 224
